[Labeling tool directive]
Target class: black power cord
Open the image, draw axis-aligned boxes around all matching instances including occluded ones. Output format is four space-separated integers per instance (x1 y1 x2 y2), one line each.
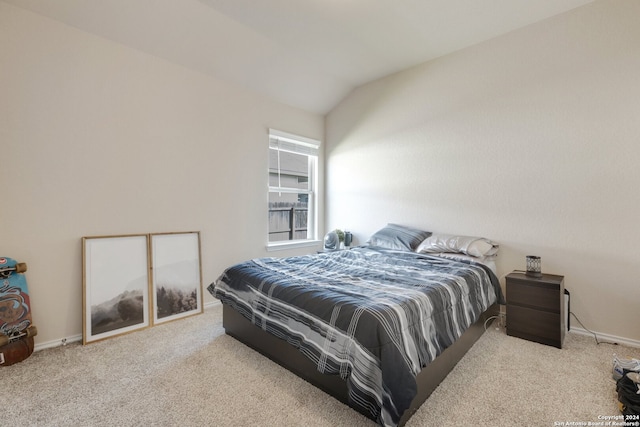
570 311 618 346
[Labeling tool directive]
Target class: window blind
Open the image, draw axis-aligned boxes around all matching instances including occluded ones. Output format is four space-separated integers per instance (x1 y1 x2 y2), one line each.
269 129 320 156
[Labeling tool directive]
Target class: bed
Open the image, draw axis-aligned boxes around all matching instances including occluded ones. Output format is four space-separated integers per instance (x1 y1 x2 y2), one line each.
208 225 504 427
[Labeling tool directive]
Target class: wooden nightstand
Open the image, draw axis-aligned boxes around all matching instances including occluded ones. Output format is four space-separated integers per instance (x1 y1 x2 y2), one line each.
506 271 565 348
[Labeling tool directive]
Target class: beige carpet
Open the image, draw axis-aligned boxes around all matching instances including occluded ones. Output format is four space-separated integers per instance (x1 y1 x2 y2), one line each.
3 304 638 426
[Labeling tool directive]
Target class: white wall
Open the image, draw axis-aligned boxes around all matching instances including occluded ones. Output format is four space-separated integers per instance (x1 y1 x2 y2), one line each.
0 3 324 345
326 0 640 342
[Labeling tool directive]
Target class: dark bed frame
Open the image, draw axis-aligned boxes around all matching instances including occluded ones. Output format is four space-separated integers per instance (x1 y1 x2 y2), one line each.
222 303 499 426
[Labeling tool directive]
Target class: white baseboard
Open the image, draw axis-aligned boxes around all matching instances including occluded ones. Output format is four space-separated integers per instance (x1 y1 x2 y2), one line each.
35 334 82 352
34 301 222 352
204 300 221 309
569 327 640 349
33 303 637 352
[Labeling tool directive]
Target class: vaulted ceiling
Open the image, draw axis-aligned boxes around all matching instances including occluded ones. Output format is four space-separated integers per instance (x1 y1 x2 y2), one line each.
3 0 595 114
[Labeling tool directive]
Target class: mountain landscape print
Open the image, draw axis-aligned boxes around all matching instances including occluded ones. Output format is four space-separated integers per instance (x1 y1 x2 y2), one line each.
83 234 150 344
151 232 202 324
91 289 145 335
155 285 198 319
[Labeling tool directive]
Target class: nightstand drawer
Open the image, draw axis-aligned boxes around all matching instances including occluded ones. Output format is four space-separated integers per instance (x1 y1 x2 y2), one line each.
507 305 562 347
506 281 560 312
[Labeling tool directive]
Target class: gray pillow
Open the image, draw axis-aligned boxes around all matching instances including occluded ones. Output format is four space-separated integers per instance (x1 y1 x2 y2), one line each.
368 223 432 252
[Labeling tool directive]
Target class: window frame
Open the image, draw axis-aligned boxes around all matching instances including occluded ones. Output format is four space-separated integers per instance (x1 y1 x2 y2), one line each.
267 129 321 251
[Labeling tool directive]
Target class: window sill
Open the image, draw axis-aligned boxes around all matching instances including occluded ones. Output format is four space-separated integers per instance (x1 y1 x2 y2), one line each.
266 240 322 252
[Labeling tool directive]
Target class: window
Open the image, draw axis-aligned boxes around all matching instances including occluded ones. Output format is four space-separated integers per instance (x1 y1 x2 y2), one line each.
268 129 320 248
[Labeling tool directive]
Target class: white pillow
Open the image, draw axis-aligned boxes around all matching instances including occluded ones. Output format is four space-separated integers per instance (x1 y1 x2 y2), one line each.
430 252 486 263
429 253 498 275
416 233 499 258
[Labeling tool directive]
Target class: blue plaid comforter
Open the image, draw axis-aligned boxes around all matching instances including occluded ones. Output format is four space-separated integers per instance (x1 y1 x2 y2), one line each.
208 246 503 426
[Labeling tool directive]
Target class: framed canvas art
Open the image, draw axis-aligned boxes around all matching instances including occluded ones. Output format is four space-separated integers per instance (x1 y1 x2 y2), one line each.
82 234 150 344
150 232 203 325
